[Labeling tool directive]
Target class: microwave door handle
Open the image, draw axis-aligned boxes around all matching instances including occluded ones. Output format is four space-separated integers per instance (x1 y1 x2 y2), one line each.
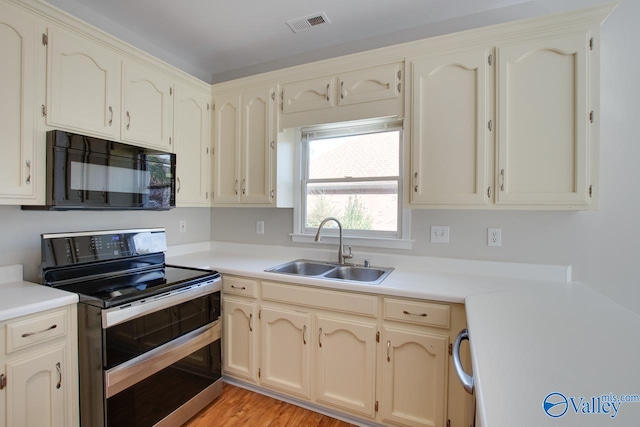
453 329 474 394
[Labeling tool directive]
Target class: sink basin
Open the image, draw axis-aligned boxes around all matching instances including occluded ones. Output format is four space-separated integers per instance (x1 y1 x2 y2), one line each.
265 259 393 285
323 266 389 282
267 260 335 276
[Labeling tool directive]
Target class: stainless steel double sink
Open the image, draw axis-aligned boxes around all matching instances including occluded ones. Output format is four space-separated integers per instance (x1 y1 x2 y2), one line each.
265 259 393 285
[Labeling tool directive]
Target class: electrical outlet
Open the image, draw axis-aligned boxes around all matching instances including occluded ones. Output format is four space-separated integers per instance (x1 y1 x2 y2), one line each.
179 220 187 233
256 220 265 235
431 226 449 244
488 228 501 246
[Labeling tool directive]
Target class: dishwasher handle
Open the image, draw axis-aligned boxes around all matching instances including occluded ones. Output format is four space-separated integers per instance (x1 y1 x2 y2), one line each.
453 329 474 395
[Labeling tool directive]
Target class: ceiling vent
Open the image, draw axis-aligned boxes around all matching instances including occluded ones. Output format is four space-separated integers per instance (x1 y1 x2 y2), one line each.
287 12 331 34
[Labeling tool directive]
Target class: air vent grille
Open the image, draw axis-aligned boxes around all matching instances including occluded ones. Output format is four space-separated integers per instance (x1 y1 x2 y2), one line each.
287 12 331 33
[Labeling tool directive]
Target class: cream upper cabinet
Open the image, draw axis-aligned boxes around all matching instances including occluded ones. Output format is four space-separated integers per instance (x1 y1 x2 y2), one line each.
337 63 402 106
410 49 492 206
47 27 120 139
496 32 592 207
222 296 259 383
0 4 40 203
213 86 275 206
173 84 211 206
315 314 377 418
121 60 174 150
281 76 334 114
260 305 311 399
380 326 448 427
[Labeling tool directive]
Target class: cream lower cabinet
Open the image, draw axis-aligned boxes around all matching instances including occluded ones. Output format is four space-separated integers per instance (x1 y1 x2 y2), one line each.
0 305 78 427
0 3 43 204
259 305 311 399
315 314 377 418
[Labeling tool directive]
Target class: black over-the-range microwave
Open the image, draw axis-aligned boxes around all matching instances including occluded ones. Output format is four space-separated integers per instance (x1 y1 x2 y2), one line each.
24 130 176 210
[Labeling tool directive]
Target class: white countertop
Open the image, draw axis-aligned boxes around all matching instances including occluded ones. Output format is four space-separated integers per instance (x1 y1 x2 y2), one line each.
0 264 78 322
466 282 640 426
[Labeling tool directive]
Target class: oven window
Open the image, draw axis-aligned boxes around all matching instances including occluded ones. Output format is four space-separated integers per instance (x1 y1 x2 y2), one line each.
105 292 220 369
106 340 221 427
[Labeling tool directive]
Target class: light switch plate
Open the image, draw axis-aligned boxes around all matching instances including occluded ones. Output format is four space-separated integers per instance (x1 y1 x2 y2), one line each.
431 226 449 244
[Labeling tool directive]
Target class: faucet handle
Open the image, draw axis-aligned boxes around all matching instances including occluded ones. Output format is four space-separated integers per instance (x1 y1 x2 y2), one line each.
343 245 353 260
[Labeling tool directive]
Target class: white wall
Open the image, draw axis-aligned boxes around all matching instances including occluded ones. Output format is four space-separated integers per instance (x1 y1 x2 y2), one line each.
0 205 210 283
211 0 640 314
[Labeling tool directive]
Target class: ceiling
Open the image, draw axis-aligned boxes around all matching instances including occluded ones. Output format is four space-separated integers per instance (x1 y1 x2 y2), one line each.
45 0 609 83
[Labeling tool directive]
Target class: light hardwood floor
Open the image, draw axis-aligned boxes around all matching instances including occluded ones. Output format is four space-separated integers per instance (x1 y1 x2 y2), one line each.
184 383 356 427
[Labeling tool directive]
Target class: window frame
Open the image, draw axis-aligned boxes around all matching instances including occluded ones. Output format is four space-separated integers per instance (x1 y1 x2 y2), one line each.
291 117 412 250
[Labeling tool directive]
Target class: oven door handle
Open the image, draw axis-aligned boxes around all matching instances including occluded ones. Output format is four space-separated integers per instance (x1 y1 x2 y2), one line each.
104 320 221 398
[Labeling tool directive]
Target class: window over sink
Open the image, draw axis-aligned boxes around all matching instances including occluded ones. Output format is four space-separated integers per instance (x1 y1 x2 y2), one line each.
292 117 411 249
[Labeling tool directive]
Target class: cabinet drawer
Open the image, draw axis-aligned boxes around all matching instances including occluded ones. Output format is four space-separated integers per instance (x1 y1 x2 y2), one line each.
6 310 67 353
384 298 450 329
223 275 259 298
262 281 378 318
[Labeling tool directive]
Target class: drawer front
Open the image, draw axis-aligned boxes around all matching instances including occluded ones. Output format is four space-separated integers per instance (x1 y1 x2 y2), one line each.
384 298 450 328
6 309 67 353
262 281 378 318
223 275 258 298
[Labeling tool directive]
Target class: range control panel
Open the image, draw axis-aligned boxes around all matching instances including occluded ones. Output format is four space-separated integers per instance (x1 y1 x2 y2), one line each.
42 228 167 267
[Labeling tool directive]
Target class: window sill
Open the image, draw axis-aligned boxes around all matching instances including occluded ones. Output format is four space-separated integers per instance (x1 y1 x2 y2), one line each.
290 233 413 250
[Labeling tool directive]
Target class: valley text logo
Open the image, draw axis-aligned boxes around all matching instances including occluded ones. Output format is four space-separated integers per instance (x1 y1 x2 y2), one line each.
543 391 640 419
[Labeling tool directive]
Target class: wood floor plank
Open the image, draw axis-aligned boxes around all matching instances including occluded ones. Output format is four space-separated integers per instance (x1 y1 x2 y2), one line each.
183 383 355 427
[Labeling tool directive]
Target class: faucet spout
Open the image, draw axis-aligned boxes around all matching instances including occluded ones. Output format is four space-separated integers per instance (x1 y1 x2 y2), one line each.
315 217 352 264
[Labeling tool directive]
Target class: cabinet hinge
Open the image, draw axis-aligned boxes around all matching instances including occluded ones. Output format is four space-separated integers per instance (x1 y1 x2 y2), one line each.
448 343 453 356
0 373 6 390
376 331 380 343
590 38 594 50
589 185 593 198
280 90 284 112
488 54 493 66
589 110 595 123
259 309 261 320
41 104 47 117
375 401 379 412
258 368 261 378
42 33 48 45
446 420 451 427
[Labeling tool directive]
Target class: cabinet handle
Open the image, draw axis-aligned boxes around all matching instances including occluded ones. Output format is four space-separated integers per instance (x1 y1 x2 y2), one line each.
126 111 131 130
0 374 5 390
303 325 307 345
177 177 181 193
500 169 505 191
56 362 62 389
230 285 246 290
241 178 246 195
387 340 391 362
234 179 238 195
413 171 418 193
21 323 57 338
25 160 31 184
318 327 323 347
108 106 113 126
488 120 492 131
487 186 492 198
326 84 330 101
249 313 253 332
340 81 344 99
402 310 428 317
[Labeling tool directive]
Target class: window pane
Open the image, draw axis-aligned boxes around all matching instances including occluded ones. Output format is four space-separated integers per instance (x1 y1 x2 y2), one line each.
305 181 398 232
308 131 399 179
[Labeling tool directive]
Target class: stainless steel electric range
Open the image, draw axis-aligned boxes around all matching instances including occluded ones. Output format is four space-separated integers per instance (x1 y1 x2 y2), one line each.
40 228 222 427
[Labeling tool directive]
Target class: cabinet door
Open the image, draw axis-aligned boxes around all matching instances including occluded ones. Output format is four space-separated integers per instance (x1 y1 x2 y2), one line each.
212 93 241 204
5 344 66 427
411 49 492 206
496 33 590 206
316 315 377 418
47 27 119 139
260 306 311 399
338 63 401 106
0 5 39 201
121 60 174 150
222 297 258 382
381 327 448 427
281 76 334 114
174 84 211 206
241 87 275 204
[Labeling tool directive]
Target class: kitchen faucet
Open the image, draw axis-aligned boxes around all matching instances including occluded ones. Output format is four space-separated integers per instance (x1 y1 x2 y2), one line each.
314 217 353 265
